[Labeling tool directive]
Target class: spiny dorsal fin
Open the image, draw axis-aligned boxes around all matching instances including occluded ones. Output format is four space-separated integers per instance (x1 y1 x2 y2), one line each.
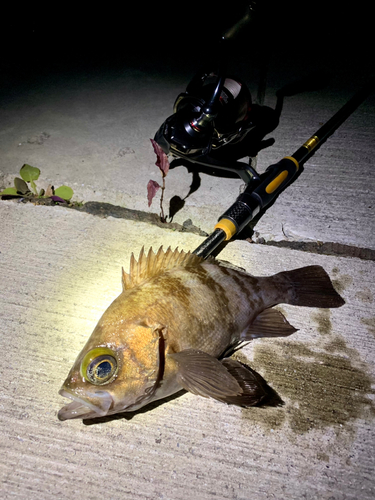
122 246 204 290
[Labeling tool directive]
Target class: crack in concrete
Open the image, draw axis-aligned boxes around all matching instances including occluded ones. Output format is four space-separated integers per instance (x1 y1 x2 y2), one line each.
257 239 375 262
72 201 209 237
73 201 375 262
4 198 374 261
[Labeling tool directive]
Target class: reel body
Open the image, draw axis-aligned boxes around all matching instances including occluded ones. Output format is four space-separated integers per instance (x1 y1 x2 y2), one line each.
154 72 260 182
173 73 253 149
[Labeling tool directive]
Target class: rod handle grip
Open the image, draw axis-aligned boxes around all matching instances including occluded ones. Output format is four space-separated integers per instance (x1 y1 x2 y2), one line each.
217 157 299 237
251 156 299 208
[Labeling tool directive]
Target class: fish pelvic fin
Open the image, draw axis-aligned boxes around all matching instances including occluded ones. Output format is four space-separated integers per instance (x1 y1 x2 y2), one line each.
122 246 203 290
169 350 277 408
218 359 283 408
273 265 345 309
242 308 298 340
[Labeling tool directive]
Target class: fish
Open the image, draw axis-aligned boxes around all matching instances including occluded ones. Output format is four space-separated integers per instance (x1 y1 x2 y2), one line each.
58 246 345 421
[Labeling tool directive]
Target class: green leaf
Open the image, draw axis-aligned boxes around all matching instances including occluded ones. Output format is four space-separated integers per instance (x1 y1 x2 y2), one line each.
0 187 20 196
14 177 30 194
54 185 73 201
20 164 40 182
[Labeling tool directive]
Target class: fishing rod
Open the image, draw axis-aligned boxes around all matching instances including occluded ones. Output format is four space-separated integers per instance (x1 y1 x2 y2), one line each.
152 5 374 259
193 77 374 258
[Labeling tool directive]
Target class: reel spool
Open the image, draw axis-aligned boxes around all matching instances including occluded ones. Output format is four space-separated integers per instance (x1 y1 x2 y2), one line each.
172 72 253 152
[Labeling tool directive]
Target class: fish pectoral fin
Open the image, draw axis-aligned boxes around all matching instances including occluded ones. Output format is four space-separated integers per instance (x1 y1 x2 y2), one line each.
169 349 242 399
216 359 272 407
242 308 298 340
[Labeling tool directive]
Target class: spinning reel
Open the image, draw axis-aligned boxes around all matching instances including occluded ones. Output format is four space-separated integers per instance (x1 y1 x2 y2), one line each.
154 2 264 184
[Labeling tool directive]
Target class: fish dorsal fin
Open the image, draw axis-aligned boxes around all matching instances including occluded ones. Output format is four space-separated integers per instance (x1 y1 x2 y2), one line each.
122 246 203 290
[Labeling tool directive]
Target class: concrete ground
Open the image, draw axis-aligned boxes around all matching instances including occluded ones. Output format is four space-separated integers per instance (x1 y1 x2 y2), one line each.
1 5 374 500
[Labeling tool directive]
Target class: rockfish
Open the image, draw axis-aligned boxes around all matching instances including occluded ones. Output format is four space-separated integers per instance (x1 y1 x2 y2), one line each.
58 246 344 421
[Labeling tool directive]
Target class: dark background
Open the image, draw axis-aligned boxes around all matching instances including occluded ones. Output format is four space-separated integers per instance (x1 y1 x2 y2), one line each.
1 1 373 86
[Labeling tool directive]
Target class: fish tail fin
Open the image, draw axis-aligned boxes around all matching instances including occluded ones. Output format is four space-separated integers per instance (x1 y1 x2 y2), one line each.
274 265 345 308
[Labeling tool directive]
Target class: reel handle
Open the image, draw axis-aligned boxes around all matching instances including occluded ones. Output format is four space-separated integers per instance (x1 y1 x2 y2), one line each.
221 2 258 42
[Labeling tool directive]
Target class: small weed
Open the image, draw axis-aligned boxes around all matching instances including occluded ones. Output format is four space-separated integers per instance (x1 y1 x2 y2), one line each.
147 139 169 222
0 164 74 203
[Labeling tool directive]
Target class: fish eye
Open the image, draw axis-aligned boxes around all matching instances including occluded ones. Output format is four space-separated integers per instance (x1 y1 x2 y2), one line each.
80 348 118 385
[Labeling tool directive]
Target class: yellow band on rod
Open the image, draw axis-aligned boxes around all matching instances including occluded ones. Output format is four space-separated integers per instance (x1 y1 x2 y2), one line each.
214 219 237 241
302 135 320 152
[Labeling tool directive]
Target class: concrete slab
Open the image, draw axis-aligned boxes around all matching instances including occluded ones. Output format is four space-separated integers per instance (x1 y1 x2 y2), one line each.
1 6 374 252
1 62 374 250
0 202 374 500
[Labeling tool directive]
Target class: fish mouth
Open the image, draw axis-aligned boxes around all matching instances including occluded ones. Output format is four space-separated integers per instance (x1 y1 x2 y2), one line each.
58 388 113 421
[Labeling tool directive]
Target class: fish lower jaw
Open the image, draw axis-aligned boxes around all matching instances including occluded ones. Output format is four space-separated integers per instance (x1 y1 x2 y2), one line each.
57 388 113 421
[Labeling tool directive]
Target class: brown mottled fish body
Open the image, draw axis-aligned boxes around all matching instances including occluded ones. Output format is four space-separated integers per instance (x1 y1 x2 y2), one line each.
58 247 344 421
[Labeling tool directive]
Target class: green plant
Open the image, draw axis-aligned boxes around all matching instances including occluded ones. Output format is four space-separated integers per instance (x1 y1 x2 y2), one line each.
147 139 169 222
0 164 74 202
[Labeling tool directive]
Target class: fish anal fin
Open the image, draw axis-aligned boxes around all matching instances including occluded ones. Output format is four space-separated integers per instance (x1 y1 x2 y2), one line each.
169 349 242 399
242 308 298 340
